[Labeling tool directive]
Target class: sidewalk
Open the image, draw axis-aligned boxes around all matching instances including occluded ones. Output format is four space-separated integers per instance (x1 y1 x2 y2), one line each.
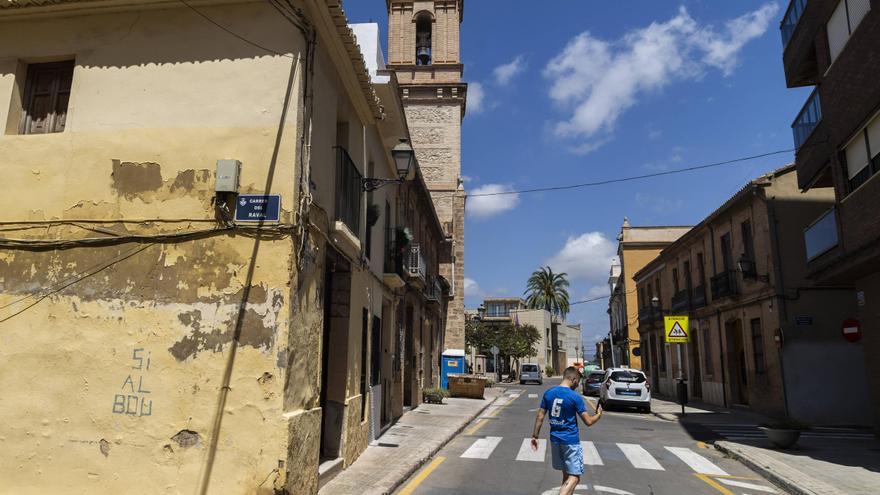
650 394 880 495
319 387 503 495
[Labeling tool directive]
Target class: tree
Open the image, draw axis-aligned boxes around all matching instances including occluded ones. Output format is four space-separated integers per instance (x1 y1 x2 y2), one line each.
524 266 571 319
500 324 541 373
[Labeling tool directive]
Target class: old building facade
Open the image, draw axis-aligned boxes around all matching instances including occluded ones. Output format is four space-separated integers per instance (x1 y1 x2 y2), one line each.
0 1 449 493
608 220 690 370
780 0 880 432
634 166 870 424
387 0 468 352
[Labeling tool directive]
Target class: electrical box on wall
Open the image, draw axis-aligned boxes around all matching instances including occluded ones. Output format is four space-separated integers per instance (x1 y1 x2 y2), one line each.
215 159 241 192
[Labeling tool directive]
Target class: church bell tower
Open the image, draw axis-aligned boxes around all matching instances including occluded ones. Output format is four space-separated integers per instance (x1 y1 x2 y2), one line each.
387 0 467 350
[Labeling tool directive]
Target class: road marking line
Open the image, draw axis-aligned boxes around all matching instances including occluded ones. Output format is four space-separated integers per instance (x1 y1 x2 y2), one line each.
594 486 636 495
617 443 664 470
697 441 708 449
529 393 538 398
460 436 502 459
397 456 446 495
581 441 603 466
665 446 729 476
463 419 488 436
515 438 546 462
694 473 735 495
718 478 777 493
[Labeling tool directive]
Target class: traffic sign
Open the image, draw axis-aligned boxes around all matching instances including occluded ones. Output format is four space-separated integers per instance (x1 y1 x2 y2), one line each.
664 316 690 343
842 318 862 343
490 345 499 356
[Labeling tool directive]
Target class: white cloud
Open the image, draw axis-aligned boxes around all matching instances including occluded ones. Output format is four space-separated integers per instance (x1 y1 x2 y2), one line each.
493 55 527 85
543 4 778 153
464 277 481 297
467 184 520 219
546 232 617 289
468 81 485 114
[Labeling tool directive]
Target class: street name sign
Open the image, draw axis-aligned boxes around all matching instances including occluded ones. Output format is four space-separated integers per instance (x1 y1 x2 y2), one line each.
235 194 281 222
664 316 690 343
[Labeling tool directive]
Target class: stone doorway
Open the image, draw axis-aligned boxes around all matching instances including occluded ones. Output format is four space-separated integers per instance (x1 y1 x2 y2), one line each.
320 250 351 463
725 319 749 405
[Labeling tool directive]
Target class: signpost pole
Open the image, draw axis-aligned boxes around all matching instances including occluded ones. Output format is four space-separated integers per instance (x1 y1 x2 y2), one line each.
676 343 685 416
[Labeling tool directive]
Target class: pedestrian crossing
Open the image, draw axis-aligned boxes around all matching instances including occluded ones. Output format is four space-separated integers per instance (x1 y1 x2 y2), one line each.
457 437 731 475
704 423 876 441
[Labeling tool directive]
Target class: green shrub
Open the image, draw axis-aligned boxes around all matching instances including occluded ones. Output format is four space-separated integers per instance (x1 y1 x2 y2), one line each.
545 366 556 377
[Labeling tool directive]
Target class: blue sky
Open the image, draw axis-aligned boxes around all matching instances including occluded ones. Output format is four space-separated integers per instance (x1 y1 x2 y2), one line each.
345 0 812 351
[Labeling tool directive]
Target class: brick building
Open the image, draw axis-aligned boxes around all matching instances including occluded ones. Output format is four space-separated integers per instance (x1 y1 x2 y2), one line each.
634 166 870 424
779 0 880 431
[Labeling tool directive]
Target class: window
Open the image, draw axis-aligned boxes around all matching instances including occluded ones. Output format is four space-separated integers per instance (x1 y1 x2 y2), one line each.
697 253 706 287
365 161 375 260
371 315 381 387
703 322 713 375
684 261 692 292
609 371 646 383
720 233 733 271
19 60 74 135
827 0 871 62
741 220 756 276
639 288 646 308
844 114 880 192
672 268 680 294
750 318 765 375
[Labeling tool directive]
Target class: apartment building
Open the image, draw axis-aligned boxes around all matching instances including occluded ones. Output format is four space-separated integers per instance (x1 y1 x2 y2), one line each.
607 220 690 369
634 166 869 424
779 0 880 431
0 2 449 493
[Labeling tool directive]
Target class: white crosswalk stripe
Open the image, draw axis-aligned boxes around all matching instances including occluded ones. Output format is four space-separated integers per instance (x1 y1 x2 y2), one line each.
718 478 778 493
617 443 664 470
580 441 603 466
705 423 875 441
528 393 538 399
515 438 546 462
664 447 728 475
461 436 503 459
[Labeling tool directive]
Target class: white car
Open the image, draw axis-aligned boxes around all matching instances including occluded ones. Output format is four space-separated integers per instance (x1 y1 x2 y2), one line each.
599 368 651 413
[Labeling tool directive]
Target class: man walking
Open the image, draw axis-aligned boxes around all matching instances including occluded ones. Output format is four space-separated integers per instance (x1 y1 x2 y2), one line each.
530 366 603 495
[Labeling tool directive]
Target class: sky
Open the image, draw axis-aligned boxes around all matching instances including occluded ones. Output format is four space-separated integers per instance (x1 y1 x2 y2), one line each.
344 0 813 354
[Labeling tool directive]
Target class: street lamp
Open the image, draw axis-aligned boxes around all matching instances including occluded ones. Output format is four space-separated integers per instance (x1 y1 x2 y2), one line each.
477 303 486 320
363 139 415 191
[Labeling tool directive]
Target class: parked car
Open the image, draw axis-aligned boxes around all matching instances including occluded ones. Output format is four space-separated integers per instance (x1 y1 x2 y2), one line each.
599 368 651 413
582 371 605 396
519 363 543 385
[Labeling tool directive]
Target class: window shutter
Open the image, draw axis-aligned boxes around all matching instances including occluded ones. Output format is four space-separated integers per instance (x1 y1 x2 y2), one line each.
866 115 880 159
827 0 850 62
845 131 869 180
848 0 871 34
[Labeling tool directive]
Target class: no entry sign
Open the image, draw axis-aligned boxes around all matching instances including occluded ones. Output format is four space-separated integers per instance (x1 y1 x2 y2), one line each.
842 318 862 343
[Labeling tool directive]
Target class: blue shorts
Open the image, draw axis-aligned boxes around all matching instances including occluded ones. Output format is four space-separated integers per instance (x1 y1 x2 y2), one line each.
550 441 583 475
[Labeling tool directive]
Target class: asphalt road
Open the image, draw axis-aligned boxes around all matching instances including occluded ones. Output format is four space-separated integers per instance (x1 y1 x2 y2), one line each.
395 378 780 495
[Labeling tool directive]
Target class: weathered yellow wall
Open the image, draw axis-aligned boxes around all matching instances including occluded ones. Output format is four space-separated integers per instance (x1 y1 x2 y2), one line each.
622 247 662 370
0 3 311 493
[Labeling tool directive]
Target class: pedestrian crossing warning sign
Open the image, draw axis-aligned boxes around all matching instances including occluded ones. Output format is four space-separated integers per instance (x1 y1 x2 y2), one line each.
664 316 690 343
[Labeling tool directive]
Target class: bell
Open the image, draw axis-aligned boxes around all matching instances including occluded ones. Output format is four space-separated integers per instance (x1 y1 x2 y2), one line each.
417 46 431 65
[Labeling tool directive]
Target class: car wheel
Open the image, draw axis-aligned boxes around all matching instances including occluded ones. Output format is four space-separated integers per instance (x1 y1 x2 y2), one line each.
520 380 525 385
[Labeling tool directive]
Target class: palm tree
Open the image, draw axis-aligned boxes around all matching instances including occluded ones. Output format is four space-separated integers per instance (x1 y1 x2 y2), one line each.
524 266 571 319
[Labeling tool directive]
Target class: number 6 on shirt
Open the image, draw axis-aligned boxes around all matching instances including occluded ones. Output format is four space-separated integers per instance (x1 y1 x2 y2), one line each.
551 398 563 417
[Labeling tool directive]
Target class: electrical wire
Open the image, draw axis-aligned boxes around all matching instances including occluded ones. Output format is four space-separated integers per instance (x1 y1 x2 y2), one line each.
176 0 294 58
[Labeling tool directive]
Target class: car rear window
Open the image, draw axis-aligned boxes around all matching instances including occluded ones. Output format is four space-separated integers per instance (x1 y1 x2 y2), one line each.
610 371 646 383
587 373 605 383
522 365 538 372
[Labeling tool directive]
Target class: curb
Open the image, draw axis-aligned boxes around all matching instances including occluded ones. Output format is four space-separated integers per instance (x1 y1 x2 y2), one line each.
381 390 504 495
714 441 837 495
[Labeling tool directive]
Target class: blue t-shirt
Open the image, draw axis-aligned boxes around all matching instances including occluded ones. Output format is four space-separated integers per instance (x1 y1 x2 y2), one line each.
540 386 587 444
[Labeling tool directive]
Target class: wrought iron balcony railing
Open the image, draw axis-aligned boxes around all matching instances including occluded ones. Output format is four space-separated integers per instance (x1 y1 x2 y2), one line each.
671 290 690 313
710 270 738 300
637 307 661 326
335 147 362 235
692 285 707 309
780 0 807 48
405 243 426 281
792 88 821 150
804 207 838 261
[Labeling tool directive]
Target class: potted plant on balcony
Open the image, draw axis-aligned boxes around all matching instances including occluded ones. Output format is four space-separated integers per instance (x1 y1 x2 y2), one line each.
759 418 809 449
422 387 448 404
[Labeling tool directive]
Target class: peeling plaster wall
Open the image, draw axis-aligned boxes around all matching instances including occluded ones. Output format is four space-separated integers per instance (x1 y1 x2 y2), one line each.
0 3 316 493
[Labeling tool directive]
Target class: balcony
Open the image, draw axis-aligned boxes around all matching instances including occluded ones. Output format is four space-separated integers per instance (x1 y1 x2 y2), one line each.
692 285 707 309
404 243 426 285
637 307 661 328
335 147 362 235
804 207 838 261
425 275 444 304
383 246 405 290
671 290 690 313
792 89 821 150
710 270 738 300
780 0 807 48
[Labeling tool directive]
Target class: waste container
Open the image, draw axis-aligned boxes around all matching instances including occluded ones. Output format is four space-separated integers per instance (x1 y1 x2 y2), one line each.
440 349 465 389
448 374 486 399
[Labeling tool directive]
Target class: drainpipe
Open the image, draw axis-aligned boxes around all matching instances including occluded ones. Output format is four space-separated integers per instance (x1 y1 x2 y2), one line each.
709 223 729 408
757 190 791 418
